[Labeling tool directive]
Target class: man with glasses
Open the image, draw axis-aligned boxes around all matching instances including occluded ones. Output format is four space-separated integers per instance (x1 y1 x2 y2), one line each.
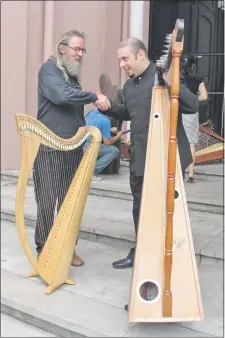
34 29 107 267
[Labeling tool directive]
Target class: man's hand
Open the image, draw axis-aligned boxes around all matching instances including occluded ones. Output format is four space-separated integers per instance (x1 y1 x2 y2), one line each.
95 92 111 111
111 127 118 134
117 131 123 139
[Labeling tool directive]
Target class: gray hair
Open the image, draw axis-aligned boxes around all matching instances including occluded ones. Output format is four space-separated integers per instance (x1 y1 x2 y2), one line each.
48 29 85 80
117 37 148 57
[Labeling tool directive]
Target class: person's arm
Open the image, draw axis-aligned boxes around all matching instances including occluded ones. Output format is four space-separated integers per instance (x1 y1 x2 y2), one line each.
100 117 123 145
95 85 130 121
102 100 130 121
197 82 208 102
103 131 123 145
39 63 98 106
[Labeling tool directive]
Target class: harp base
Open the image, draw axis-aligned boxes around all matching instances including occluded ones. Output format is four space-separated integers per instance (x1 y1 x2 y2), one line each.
162 293 172 317
45 278 76 295
129 316 203 323
28 270 75 294
28 270 39 277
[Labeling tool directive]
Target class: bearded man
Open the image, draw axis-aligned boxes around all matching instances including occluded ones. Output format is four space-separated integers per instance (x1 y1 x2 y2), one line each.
34 29 106 266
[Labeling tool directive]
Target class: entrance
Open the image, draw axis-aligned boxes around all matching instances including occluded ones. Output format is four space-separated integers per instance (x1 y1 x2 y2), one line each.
148 0 224 136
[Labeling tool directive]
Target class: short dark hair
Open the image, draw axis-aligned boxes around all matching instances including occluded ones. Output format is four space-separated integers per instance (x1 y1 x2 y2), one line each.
117 37 148 57
181 53 196 70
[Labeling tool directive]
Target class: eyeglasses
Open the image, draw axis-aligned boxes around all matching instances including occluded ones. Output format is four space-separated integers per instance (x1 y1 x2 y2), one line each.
62 44 87 54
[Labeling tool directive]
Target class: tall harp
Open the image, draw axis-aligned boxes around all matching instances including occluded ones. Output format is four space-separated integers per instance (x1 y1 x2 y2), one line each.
128 19 204 322
15 113 101 294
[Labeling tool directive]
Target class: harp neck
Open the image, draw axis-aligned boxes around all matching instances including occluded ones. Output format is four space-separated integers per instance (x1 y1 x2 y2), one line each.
15 114 89 150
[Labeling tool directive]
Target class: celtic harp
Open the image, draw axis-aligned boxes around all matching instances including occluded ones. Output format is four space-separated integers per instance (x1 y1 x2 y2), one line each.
15 113 101 294
128 19 204 322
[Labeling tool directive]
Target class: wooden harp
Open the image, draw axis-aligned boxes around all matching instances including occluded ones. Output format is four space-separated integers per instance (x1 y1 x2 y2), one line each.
15 113 101 294
195 121 224 163
128 19 204 322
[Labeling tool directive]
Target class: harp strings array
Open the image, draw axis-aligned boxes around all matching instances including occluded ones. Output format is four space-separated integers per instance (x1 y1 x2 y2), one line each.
19 115 89 242
33 144 84 253
198 126 224 149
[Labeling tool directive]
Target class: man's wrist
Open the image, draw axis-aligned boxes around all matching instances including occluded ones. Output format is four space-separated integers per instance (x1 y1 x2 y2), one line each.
92 93 98 102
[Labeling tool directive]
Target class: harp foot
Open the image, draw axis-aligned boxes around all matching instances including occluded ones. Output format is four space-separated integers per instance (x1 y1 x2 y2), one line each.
163 294 172 317
65 278 76 285
45 285 59 295
44 278 76 295
28 270 39 278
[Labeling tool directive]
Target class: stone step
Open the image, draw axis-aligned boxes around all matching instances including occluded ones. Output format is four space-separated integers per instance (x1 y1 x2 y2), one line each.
1 180 223 262
1 221 223 337
1 314 58 337
121 160 224 181
1 168 224 214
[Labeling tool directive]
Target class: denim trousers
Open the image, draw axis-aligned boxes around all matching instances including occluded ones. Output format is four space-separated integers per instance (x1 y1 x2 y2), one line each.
94 144 119 174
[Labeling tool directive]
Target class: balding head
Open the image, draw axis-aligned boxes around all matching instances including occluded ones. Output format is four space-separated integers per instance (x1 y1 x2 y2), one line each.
117 37 148 57
117 37 150 78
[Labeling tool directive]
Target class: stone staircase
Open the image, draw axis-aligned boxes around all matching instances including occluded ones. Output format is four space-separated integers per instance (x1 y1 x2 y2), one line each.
1 161 224 337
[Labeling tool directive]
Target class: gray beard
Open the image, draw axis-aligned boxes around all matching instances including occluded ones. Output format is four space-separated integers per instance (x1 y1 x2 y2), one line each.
62 57 81 78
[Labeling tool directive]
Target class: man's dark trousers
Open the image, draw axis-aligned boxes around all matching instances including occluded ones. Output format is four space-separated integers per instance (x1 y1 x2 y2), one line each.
128 172 144 260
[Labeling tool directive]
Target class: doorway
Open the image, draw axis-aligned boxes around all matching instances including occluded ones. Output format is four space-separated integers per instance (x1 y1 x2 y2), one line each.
148 0 224 136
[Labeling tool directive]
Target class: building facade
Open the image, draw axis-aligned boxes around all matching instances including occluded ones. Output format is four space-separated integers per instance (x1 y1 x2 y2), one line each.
1 0 150 170
1 1 224 170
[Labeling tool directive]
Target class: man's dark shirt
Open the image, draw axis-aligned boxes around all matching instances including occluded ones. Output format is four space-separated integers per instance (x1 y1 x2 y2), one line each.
37 60 98 138
102 63 199 176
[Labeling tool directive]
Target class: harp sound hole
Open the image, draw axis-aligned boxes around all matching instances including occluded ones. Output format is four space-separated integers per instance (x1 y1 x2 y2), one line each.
175 190 179 199
139 281 159 302
154 113 159 119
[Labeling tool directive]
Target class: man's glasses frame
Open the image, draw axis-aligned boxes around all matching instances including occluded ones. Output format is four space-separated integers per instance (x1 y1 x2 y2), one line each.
61 43 87 54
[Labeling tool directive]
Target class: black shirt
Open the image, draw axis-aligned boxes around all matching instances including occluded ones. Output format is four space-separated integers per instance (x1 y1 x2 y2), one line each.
184 74 202 95
102 64 199 176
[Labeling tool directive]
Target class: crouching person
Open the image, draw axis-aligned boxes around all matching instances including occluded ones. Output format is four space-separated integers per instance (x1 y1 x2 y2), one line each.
84 109 122 181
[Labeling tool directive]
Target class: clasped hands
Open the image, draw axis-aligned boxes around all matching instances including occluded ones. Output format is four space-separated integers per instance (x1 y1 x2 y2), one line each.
94 92 111 111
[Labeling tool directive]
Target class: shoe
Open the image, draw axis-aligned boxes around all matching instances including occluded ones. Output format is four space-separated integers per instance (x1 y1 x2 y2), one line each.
92 174 102 181
112 248 135 269
187 176 194 183
71 252 84 267
112 257 133 269
124 304 128 311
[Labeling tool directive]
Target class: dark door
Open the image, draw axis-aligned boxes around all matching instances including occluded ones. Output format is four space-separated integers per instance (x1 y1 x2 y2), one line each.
148 0 224 136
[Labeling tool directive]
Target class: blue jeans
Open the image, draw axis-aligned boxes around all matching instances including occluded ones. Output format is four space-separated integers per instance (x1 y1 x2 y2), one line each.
94 144 119 174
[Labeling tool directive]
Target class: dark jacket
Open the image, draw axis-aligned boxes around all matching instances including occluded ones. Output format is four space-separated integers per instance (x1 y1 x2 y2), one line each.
102 63 198 176
37 60 98 138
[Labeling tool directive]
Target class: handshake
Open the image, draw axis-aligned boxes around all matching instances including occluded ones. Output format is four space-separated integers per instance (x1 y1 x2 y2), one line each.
94 92 111 111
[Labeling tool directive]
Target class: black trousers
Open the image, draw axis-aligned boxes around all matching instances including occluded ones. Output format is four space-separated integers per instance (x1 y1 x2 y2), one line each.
128 169 185 259
33 146 82 253
129 172 144 236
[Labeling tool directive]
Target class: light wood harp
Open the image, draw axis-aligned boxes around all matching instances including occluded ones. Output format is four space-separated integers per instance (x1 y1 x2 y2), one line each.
128 19 204 322
15 113 101 294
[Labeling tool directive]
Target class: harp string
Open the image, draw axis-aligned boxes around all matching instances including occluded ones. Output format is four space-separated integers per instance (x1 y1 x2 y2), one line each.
33 142 84 252
198 128 223 150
